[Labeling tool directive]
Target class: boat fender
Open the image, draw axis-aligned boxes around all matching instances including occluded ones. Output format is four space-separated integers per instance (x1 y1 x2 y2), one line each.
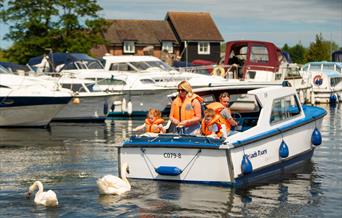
311 128 322 146
111 102 115 112
127 101 133 116
155 166 182 176
279 140 289 158
103 100 108 115
329 94 337 105
72 97 80 104
241 154 253 175
122 98 127 112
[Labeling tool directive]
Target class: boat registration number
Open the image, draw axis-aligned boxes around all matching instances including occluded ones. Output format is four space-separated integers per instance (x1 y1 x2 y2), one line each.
163 153 182 158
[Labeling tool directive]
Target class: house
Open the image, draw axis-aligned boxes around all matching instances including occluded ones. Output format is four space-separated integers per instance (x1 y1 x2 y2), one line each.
165 11 224 63
91 12 224 64
91 20 179 61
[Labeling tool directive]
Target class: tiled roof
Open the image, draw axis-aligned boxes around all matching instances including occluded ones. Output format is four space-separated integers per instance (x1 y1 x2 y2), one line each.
166 11 224 42
104 20 178 45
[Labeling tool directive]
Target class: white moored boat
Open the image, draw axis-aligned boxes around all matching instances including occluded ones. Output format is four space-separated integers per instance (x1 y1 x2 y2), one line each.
41 76 122 121
300 62 342 104
0 66 72 127
118 85 326 186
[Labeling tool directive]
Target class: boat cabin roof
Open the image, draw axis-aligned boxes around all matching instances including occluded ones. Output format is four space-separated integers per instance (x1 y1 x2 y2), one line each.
103 55 161 63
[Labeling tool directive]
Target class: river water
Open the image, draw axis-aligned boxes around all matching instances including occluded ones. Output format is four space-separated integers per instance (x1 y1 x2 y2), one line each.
0 104 341 217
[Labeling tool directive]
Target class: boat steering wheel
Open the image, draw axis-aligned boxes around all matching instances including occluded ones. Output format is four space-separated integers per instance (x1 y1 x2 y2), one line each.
231 111 243 131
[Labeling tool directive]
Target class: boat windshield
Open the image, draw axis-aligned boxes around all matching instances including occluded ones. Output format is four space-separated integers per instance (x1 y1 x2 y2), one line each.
129 61 173 72
0 65 14 74
64 60 104 70
310 64 321 71
322 64 335 71
145 61 173 71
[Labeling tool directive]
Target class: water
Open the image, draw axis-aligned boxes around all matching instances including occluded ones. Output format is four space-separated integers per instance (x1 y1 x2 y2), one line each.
0 104 341 217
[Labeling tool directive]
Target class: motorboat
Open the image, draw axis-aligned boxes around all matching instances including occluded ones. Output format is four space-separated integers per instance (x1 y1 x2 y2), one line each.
0 66 72 127
205 40 313 103
29 53 228 117
117 84 326 187
39 75 122 121
102 55 228 89
300 62 342 104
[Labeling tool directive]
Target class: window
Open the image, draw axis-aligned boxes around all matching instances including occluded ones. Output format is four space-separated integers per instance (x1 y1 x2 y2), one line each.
198 42 210 55
250 45 269 63
322 64 334 71
109 63 136 72
310 64 321 71
270 95 301 124
162 41 173 53
123 41 135 53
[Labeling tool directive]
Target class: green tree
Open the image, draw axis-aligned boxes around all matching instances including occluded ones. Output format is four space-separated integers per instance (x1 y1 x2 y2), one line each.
0 0 107 64
289 43 306 64
305 33 331 62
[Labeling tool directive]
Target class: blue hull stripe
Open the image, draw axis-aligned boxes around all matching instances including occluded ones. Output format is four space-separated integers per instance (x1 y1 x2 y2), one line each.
126 149 314 187
0 96 71 107
234 149 314 186
233 105 326 147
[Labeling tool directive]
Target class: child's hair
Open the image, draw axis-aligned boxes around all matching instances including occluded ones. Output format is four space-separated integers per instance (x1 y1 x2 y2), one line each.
148 108 161 118
204 108 216 118
219 92 230 99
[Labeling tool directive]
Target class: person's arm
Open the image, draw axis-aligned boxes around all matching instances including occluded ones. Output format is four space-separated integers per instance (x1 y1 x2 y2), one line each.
169 101 180 125
179 99 201 126
221 108 238 126
133 123 146 132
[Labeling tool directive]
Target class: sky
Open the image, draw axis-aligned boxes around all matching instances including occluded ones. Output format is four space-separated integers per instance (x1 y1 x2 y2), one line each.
1 0 341 49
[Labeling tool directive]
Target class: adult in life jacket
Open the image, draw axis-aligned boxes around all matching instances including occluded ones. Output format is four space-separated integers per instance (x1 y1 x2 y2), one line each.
201 109 223 139
133 108 165 133
206 92 238 137
169 80 203 135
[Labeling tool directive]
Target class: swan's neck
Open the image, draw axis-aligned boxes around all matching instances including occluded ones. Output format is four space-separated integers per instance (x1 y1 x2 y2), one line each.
120 170 130 187
34 181 44 193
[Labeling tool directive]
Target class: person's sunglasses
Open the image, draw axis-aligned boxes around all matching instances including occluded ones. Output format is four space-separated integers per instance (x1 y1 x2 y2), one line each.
177 89 186 92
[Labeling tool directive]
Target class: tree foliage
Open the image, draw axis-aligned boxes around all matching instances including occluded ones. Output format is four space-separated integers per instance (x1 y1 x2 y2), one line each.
305 33 338 62
0 0 108 64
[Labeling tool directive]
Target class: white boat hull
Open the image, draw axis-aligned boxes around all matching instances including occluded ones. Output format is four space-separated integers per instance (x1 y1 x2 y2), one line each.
0 104 67 127
54 93 120 121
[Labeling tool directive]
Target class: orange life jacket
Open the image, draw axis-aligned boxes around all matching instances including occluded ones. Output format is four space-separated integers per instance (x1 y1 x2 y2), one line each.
201 114 223 138
170 94 204 124
206 102 231 132
145 118 165 133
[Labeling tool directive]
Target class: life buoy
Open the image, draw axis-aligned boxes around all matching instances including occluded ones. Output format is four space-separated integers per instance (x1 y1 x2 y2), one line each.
313 75 323 86
211 66 226 78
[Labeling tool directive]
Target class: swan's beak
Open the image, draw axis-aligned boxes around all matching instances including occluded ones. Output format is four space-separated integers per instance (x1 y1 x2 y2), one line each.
126 166 130 174
26 192 31 199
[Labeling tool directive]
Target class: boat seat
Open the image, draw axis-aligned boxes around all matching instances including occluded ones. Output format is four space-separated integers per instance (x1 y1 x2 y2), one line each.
230 101 259 113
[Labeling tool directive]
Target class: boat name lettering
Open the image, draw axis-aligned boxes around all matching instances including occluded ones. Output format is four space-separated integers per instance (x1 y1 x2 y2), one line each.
163 153 182 159
248 149 267 159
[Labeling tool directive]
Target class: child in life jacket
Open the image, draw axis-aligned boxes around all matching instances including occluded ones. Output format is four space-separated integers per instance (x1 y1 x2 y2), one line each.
201 108 227 139
133 108 166 133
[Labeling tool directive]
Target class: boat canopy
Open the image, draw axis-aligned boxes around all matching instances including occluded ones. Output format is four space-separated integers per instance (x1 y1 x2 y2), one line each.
28 52 104 72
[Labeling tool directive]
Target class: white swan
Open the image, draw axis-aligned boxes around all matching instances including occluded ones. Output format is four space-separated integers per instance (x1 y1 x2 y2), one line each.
97 162 131 195
27 181 58 207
